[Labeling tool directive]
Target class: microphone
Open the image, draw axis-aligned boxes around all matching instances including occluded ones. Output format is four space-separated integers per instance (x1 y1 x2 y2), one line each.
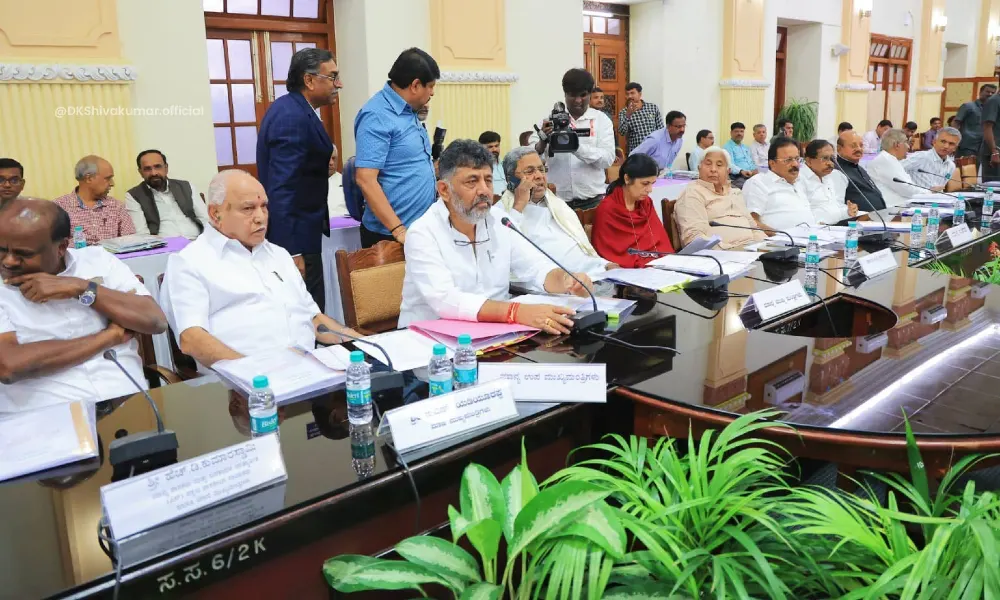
708 221 799 261
627 248 729 291
831 158 892 242
102 349 178 480
916 169 951 181
316 325 403 396
893 177 960 199
432 121 446 161
500 217 607 333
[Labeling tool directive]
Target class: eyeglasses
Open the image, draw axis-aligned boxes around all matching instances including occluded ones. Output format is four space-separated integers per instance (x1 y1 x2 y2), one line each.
451 218 491 247
518 166 548 177
772 157 803 165
310 72 341 83
0 176 22 186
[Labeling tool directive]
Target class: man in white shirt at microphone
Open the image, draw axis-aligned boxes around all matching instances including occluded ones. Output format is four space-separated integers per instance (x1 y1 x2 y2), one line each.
902 127 963 192
0 198 167 412
741 138 818 230
400 140 595 336
865 128 922 209
161 170 359 371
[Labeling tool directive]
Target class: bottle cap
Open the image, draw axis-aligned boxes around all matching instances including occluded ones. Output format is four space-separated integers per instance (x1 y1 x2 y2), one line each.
848 221 857 228
350 350 364 363
74 225 83 231
808 234 818 241
989 187 995 193
252 375 269 389
914 209 922 214
433 343 447 356
458 334 472 345
932 203 939 208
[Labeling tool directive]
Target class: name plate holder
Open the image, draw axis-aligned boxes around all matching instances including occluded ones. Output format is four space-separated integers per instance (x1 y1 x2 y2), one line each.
376 379 519 454
741 280 811 322
943 223 974 249
858 248 898 279
100 435 287 541
478 363 606 403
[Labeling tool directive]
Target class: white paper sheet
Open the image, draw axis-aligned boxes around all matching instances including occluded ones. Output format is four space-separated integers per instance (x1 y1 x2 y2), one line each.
593 268 694 291
0 401 97 482
512 294 637 316
213 348 345 404
354 329 454 371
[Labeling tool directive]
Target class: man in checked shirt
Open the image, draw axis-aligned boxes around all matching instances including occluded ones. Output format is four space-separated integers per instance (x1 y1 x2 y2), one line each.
54 155 135 245
618 82 663 154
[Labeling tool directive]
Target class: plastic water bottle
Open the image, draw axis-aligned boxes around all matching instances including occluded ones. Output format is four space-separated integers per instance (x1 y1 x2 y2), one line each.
453 334 478 390
346 351 373 425
249 375 278 439
428 344 453 396
349 422 376 478
666 166 674 180
909 209 924 254
925 204 940 250
72 226 86 249
804 234 819 296
844 222 859 266
953 194 966 225
982 187 995 230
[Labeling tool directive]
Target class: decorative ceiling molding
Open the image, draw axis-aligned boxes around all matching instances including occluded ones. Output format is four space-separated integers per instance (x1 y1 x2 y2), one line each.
439 71 519 84
835 82 876 91
0 63 136 83
583 1 630 16
917 86 945 94
719 79 770 89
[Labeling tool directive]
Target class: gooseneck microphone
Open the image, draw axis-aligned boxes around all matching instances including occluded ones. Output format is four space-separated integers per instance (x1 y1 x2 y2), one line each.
627 247 729 291
103 349 178 479
892 177 961 199
708 221 800 261
316 325 402 405
317 325 394 372
831 158 892 241
501 217 607 333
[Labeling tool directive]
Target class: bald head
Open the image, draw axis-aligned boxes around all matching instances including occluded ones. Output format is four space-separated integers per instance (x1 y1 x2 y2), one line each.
837 131 864 163
75 155 115 202
0 197 72 280
206 169 269 250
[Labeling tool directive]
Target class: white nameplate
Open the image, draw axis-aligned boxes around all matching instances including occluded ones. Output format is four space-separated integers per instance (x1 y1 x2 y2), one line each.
478 363 606 404
383 380 519 454
944 223 973 247
750 280 810 321
858 248 897 278
100 435 287 540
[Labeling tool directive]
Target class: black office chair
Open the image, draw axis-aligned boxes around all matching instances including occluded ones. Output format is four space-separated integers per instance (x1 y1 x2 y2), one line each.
685 152 692 171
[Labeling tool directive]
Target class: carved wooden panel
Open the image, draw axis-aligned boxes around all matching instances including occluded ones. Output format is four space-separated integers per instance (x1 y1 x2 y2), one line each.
430 0 505 68
0 0 119 57
726 0 764 76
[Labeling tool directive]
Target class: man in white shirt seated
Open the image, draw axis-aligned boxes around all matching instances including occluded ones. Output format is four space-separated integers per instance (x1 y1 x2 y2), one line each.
161 170 358 369
902 127 962 192
327 144 346 217
0 198 167 412
862 120 892 155
529 68 615 210
749 124 770 169
495 146 614 278
798 140 857 224
865 128 921 209
125 150 211 240
741 138 817 230
400 140 594 336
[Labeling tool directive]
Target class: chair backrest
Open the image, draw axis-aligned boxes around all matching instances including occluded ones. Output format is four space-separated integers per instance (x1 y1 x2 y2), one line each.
661 199 681 250
574 208 598 242
685 152 692 171
335 241 406 333
132 274 156 368
157 273 200 380
606 164 621 185
956 155 977 184
519 131 533 146
614 147 625 165
910 134 921 152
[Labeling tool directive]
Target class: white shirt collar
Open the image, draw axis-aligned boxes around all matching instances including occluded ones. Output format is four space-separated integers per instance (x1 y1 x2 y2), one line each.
202 223 270 258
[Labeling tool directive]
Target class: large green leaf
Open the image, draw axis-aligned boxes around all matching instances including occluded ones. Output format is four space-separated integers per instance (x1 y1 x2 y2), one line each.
322 555 447 594
395 536 482 585
509 480 610 557
449 504 474 543
460 582 502 600
550 502 626 559
460 463 505 525
466 518 503 564
601 582 687 599
501 463 539 543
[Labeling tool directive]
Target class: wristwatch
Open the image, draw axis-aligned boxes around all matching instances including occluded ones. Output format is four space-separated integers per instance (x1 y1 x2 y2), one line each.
79 281 98 307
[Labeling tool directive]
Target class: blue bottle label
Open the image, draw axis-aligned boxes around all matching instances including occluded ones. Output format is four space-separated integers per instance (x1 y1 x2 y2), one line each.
429 377 453 396
251 413 278 434
454 367 477 385
351 440 375 459
347 387 371 406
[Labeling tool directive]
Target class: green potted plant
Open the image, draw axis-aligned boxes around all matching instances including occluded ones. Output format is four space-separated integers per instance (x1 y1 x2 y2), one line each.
777 99 819 143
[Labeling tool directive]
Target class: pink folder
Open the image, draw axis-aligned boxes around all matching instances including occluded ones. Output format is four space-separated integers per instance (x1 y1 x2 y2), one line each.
408 319 538 352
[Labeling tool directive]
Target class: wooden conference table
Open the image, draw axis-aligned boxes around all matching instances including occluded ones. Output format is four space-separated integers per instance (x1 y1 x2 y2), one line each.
11 223 1000 599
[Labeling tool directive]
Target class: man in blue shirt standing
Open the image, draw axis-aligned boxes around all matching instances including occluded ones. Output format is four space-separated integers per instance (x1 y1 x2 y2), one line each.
354 47 440 248
723 122 759 189
630 110 686 170
257 48 341 312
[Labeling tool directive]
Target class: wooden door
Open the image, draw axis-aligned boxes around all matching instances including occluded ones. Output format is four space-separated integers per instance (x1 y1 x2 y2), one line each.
584 14 628 152
774 27 787 123
206 29 264 176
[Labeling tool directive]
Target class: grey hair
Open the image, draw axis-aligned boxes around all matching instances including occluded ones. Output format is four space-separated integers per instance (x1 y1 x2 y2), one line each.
502 146 537 183
206 169 252 207
938 126 962 143
286 48 335 93
74 156 101 181
752 123 766 131
438 139 494 182
880 128 910 151
699 146 731 169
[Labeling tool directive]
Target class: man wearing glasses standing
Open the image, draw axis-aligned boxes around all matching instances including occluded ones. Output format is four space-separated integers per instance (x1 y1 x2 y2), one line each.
257 48 341 312
0 159 25 210
741 138 818 230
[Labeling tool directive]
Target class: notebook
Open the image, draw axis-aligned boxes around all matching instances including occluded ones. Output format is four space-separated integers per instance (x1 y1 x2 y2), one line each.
0 401 97 482
408 319 538 353
213 348 346 405
99 234 167 254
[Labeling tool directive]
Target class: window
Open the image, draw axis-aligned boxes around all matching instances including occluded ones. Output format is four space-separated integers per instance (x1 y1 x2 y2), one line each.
204 0 321 19
868 34 912 123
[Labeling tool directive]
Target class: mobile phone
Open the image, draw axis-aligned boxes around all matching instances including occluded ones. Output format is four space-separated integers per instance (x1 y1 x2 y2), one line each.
507 173 521 192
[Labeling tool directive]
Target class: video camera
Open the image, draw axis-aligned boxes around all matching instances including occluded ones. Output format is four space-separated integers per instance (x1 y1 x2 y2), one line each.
536 102 590 157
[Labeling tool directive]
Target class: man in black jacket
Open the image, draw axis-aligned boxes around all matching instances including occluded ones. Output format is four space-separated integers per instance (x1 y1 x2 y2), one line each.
125 150 210 239
834 131 886 212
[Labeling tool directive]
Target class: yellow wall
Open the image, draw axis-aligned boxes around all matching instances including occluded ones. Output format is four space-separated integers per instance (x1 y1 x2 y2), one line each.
719 0 767 133
914 0 947 127
835 0 874 130
976 0 1000 77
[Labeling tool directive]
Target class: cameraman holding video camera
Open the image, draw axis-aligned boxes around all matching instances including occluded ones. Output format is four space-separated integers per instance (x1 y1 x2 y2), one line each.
528 68 615 211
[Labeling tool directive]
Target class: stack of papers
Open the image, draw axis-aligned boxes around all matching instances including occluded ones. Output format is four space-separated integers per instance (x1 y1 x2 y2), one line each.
899 206 955 217
766 225 842 247
0 401 97 482
648 250 758 280
100 234 167 254
350 329 454 371
213 348 345 405
513 294 637 318
409 320 538 353
594 268 694 292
